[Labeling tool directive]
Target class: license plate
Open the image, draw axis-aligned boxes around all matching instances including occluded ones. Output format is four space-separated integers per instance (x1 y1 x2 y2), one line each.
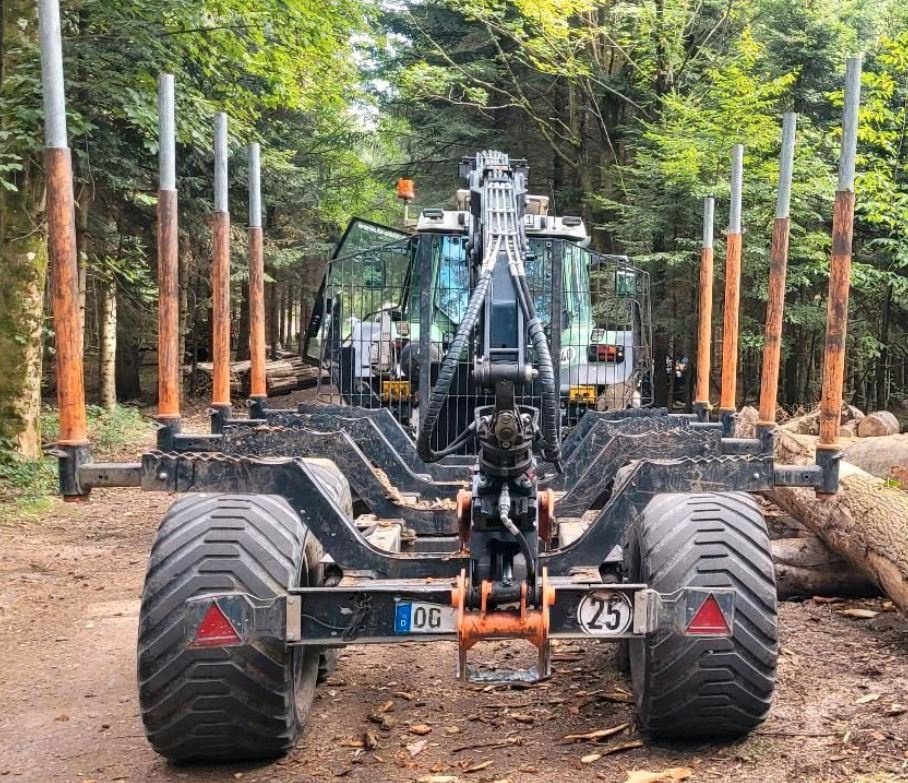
577 590 633 636
394 601 456 634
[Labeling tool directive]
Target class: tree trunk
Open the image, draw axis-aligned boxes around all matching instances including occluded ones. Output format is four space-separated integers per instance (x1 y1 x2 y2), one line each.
98 280 117 410
739 407 908 613
653 331 669 408
268 279 279 359
115 314 142 401
0 179 47 458
278 281 287 349
286 282 295 351
856 411 900 438
235 281 250 361
876 283 892 411
298 285 308 357
0 2 48 458
178 256 189 398
840 434 908 485
771 537 878 598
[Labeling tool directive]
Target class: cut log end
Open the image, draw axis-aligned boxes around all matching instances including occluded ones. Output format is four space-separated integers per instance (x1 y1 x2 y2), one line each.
740 406 908 614
856 410 901 438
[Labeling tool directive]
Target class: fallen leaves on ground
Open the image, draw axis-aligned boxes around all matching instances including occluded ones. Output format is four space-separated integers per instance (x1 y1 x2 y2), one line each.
624 768 693 783
600 688 634 703
409 723 433 735
452 736 522 753
368 711 396 731
463 759 493 773
563 723 629 743
854 693 881 705
580 739 645 763
839 608 879 619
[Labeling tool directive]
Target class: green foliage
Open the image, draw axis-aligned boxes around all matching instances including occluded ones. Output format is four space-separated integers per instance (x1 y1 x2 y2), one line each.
0 404 150 520
385 0 907 410
42 404 150 458
2 0 908 440
0 453 57 520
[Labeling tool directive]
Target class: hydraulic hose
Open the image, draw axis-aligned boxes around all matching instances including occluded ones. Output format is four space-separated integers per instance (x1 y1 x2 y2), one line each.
416 247 497 463
512 268 561 468
498 483 535 583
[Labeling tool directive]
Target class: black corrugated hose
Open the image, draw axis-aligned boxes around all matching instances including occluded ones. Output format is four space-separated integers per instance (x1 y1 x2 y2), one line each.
416 255 562 470
416 264 494 463
513 268 562 469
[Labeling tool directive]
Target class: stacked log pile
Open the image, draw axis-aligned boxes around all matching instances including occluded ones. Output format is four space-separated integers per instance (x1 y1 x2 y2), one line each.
188 357 320 397
738 406 908 613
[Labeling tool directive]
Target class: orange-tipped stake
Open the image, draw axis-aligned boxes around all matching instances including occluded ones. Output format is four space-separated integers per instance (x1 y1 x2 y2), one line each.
757 113 797 433
248 143 267 404
719 145 744 426
40 0 87 448
39 0 88 498
694 196 715 414
817 57 862 488
157 74 181 426
211 113 232 421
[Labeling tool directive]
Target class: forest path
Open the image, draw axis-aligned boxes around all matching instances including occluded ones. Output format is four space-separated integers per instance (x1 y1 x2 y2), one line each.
0 434 906 782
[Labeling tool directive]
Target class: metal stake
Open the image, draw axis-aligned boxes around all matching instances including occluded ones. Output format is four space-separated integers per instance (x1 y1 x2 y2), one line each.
757 113 797 432
818 57 862 476
694 196 715 415
719 144 744 430
248 143 267 408
157 74 181 431
211 113 231 426
39 0 88 463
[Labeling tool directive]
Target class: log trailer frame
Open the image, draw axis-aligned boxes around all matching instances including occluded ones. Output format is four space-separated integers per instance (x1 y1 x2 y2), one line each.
40 4 861 759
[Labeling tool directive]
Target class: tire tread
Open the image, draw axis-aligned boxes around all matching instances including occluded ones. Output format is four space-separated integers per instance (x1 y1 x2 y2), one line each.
629 492 778 739
138 493 310 762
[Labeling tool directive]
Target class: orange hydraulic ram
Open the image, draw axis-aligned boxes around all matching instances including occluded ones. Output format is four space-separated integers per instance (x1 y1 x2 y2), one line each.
248 143 267 404
694 196 715 412
719 144 744 423
818 57 862 456
40 0 88 450
211 113 232 420
157 74 181 424
758 113 797 431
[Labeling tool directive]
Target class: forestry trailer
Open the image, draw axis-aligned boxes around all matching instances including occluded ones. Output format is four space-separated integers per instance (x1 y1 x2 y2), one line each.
52 145 853 762
45 61 862 765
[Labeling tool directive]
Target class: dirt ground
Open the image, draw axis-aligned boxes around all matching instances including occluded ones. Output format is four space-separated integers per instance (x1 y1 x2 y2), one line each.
1 404 907 783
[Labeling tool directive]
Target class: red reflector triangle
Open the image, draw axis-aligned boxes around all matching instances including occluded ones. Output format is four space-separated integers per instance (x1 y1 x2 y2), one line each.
193 602 241 647
687 594 730 635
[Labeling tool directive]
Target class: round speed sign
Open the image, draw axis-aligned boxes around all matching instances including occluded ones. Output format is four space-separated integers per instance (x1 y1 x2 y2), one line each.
576 590 633 636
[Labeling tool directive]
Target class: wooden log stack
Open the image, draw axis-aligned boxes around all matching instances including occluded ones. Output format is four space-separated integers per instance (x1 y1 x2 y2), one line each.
739 406 908 613
188 357 319 397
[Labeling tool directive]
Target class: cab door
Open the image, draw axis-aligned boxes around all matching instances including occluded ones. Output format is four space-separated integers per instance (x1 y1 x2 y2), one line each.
304 219 409 362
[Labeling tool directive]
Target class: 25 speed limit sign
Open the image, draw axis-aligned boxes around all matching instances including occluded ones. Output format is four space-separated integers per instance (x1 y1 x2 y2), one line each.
576 590 633 636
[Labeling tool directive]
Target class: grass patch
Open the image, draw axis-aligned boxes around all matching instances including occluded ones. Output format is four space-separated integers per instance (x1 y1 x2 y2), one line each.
42 404 151 459
0 455 57 520
0 404 151 522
